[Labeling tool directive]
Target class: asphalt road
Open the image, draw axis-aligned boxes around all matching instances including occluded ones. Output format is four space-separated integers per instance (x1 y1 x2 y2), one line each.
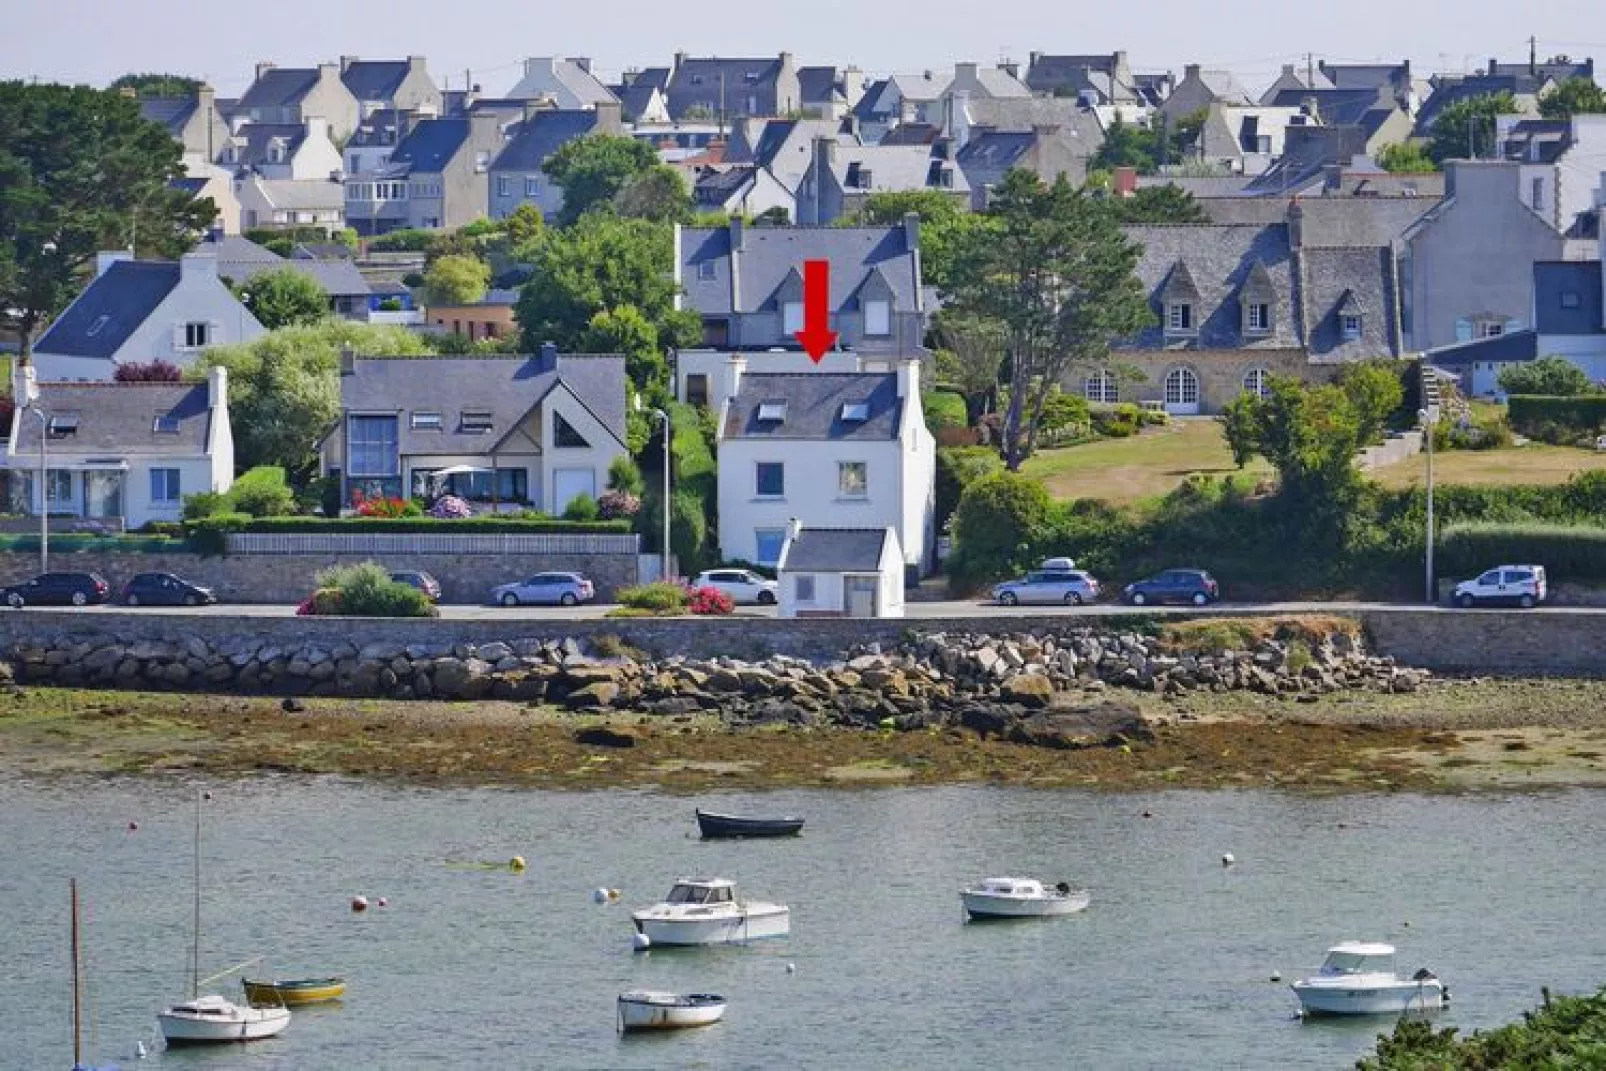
34 599 1606 620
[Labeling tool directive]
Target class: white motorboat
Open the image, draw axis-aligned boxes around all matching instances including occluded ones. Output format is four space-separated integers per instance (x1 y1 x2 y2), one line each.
960 877 1092 920
617 991 727 1033
1290 942 1447 1017
630 878 790 946
158 995 291 1044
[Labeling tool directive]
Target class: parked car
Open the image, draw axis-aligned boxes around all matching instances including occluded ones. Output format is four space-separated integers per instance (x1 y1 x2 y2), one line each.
121 572 216 607
693 568 778 605
1 571 110 608
390 570 442 602
992 570 1100 606
490 572 594 607
1122 569 1219 607
1453 564 1547 608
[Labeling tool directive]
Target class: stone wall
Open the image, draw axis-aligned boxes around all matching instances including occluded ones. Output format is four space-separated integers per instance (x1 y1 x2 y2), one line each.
0 550 639 604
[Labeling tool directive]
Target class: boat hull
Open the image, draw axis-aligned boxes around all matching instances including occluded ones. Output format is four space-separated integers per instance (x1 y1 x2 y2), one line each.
1292 980 1446 1017
618 992 726 1032
962 889 1091 919
695 811 804 839
158 1003 291 1044
632 905 791 945
242 977 346 1006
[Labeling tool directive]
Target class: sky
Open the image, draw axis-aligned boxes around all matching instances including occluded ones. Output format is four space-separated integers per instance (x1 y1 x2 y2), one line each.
4 0 1606 99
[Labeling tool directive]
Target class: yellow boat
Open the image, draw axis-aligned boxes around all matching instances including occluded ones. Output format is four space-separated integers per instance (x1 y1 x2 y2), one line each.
242 976 346 1006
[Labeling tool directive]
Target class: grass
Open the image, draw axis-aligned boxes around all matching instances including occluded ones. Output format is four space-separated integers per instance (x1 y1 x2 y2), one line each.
1370 441 1606 489
1021 418 1271 504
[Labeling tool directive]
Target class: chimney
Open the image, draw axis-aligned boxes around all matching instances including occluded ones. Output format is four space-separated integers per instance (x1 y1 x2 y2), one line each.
728 214 745 252
1287 198 1304 249
340 55 357 74
306 115 329 142
956 61 979 83
728 354 747 398
903 211 920 256
408 55 427 74
318 61 340 86
594 99 623 133
570 56 592 73
339 347 356 375
538 340 559 371
1281 63 1297 77
180 251 219 282
207 364 229 409
674 51 688 72
96 250 134 277
948 88 972 144
12 357 37 406
1029 51 1041 68
1489 57 1499 77
254 61 276 82
1184 63 1202 82
998 59 1019 80
897 356 921 404
787 516 803 544
197 83 215 115
1113 166 1138 197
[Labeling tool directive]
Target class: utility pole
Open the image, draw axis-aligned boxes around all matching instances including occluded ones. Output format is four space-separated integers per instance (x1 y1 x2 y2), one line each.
1529 35 1538 77
1306 51 1315 90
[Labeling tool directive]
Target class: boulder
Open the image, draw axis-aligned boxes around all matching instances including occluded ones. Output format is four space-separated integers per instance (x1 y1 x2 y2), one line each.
1005 700 1146 750
1000 673 1055 709
565 681 621 709
573 725 637 748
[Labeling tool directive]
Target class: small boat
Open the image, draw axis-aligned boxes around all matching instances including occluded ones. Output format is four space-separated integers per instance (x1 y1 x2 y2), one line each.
617 991 727 1033
631 877 790 946
242 976 346 1006
1291 942 1448 1017
695 809 804 839
960 877 1092 920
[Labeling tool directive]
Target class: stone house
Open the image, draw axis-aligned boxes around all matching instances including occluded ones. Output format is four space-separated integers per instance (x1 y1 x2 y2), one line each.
1024 51 1144 105
1159 64 1255 123
664 53 801 121
139 84 231 166
794 137 968 224
505 57 618 110
221 118 342 180
488 102 624 220
344 113 507 234
1497 114 1606 246
338 56 442 119
235 62 361 141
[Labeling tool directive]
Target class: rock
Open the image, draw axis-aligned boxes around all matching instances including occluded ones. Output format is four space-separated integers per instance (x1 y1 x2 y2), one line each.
847 654 883 672
706 668 744 693
644 696 703 716
958 704 1011 738
1006 700 1147 750
565 681 620 709
1000 673 1055 709
745 698 818 726
477 641 512 662
574 725 637 748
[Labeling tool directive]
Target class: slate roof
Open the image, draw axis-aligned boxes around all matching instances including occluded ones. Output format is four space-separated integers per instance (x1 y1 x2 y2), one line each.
723 373 902 441
1259 66 1334 104
1265 87 1395 129
171 176 209 197
680 225 921 317
694 166 755 206
506 58 617 107
34 261 181 361
780 527 893 572
1424 328 1539 368
827 144 969 195
293 242 355 261
1119 224 1301 350
1501 118 1572 163
338 353 627 454
1024 54 1133 101
1135 174 1259 197
880 123 943 146
799 67 842 104
616 83 661 122
1534 261 1604 335
350 109 408 148
629 67 672 92
1294 197 1436 248
888 71 950 104
1245 126 1370 196
196 234 368 298
341 60 411 102
230 122 308 168
960 67 1032 98
851 79 893 119
238 68 320 110
957 130 1036 171
1195 70 1255 106
666 57 783 117
13 382 213 455
1299 246 1400 362
245 177 344 210
1415 75 1542 133
491 109 600 172
140 97 198 134
725 118 846 189
389 118 470 173
963 96 1101 134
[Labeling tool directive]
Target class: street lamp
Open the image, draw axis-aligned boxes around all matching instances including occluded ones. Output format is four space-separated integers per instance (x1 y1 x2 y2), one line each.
1419 405 1438 605
23 403 48 574
634 396 673 583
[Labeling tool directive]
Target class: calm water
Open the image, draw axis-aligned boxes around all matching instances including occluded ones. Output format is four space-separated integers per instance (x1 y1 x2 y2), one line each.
5 777 1604 1071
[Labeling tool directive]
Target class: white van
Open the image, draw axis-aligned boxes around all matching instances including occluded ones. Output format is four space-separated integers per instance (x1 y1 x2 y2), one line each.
1452 565 1547 608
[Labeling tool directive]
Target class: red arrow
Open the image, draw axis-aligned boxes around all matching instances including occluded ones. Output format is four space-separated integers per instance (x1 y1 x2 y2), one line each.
794 259 837 362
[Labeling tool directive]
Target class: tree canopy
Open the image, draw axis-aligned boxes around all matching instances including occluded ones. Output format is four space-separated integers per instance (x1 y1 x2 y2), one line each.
232 267 329 329
853 189 995 291
612 166 693 223
1499 355 1596 396
1428 91 1516 164
1101 184 1208 224
1376 142 1439 174
423 253 491 306
541 134 660 225
1089 110 1207 175
109 73 202 98
0 81 215 356
1538 78 1606 119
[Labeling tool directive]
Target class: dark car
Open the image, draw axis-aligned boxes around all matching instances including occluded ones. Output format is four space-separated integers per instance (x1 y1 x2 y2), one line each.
390 570 442 602
1 572 111 608
121 572 217 607
1122 569 1220 607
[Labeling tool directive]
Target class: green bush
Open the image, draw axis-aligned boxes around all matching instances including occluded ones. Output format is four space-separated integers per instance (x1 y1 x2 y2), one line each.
1439 521 1606 581
562 494 601 521
1436 409 1514 450
182 491 228 521
1507 395 1606 443
227 516 630 534
311 560 437 617
1360 986 1606 1069
935 446 1004 531
186 512 252 556
608 454 645 495
228 466 297 517
947 470 1054 592
923 389 970 430
617 581 688 612
1091 409 1139 437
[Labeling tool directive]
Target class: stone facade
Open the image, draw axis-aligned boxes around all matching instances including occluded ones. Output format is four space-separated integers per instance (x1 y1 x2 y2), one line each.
0 550 639 604
1092 347 1317 413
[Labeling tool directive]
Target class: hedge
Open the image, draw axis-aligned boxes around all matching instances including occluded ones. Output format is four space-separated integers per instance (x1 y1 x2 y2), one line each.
226 516 631 534
923 389 969 430
1438 522 1606 581
1506 394 1606 442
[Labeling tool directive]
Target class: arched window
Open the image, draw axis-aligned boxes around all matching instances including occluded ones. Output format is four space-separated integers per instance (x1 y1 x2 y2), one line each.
1084 370 1119 404
1242 367 1271 398
1164 367 1200 413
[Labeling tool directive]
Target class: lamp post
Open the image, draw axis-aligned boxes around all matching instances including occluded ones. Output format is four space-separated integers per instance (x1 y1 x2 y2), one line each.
652 408 671 583
1419 405 1437 605
25 404 48 574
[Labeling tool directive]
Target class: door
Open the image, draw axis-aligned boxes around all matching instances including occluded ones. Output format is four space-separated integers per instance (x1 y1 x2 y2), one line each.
1164 368 1201 415
845 575 878 618
552 468 596 515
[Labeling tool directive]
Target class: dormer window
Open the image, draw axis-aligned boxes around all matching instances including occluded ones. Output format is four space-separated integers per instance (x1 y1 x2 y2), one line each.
411 411 442 431
461 409 494 432
48 412 80 437
841 401 871 422
758 400 788 423
863 299 891 337
1246 303 1270 333
1167 303 1193 333
153 413 182 434
1341 314 1362 341
782 301 804 336
698 260 717 280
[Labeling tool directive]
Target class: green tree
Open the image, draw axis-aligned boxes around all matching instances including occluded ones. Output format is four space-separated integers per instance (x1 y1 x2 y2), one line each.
542 134 659 225
233 267 329 329
1217 393 1259 467
1539 77 1606 119
855 189 994 291
948 470 1054 587
109 73 201 98
1089 115 1157 173
932 311 1007 419
579 304 667 450
947 169 1153 468
514 214 700 354
612 166 693 223
1337 361 1406 446
935 446 1005 531
1499 355 1596 396
1102 185 1208 224
1376 142 1439 174
423 253 491 306
1428 91 1516 164
0 81 215 357
199 322 435 476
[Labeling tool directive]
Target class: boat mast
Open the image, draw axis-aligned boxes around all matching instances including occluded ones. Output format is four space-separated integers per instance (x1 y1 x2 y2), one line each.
191 789 201 999
71 878 82 1068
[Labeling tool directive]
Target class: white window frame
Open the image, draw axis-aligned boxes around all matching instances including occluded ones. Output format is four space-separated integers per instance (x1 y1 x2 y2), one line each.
1164 367 1200 406
1341 314 1362 341
838 461 868 499
1246 302 1269 332
1084 370 1118 404
496 175 511 198
863 299 891 337
46 470 73 505
782 300 804 336
524 176 541 197
1243 367 1270 398
150 467 182 504
184 322 210 349
347 414 400 477
754 527 787 566
1475 319 1505 339
1167 303 1193 332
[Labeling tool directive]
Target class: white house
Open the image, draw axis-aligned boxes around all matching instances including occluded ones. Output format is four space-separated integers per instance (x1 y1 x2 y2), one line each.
221 118 343 181
2 363 234 529
318 346 627 513
233 174 346 232
777 523 904 618
31 252 265 382
712 354 935 576
504 57 618 110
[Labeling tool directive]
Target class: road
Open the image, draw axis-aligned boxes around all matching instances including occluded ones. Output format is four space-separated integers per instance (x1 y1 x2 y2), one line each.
44 599 1606 621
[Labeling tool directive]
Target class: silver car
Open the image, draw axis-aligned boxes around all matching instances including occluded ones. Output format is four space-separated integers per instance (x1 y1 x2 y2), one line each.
991 570 1100 606
692 568 778 605
490 572 595 607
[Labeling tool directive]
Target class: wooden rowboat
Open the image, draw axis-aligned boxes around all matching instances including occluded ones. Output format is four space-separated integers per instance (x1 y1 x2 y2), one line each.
617 991 726 1032
695 809 804 839
242 976 346 1006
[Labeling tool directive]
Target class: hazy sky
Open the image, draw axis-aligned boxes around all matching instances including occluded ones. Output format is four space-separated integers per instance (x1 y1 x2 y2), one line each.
5 0 1605 98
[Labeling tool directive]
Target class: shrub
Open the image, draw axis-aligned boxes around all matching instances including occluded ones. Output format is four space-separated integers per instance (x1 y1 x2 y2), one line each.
308 560 436 617
947 471 1055 592
597 489 640 519
607 455 645 496
182 490 228 521
923 389 969 430
686 585 734 615
1438 521 1606 581
1091 408 1139 437
1507 395 1606 443
936 446 1004 531
354 491 422 518
224 516 629 534
562 494 601 521
114 359 182 382
228 466 297 517
185 512 252 556
1498 356 1596 397
617 581 688 612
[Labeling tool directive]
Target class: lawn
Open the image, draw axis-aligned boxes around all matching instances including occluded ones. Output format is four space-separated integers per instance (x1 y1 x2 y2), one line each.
1021 418 1270 504
1370 442 1606 489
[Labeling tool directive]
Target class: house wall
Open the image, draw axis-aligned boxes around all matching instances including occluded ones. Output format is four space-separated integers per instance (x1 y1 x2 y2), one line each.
1089 349 1314 416
538 388 625 515
489 169 563 220
388 63 443 117
427 303 518 340
298 68 362 141
434 117 502 230
282 120 344 181
1557 116 1606 235
897 366 937 573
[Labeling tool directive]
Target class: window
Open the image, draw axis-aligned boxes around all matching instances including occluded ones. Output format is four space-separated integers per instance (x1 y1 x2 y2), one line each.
754 528 787 565
1532 177 1545 213
782 300 805 336
841 401 870 422
1242 367 1271 398
755 462 784 497
1167 303 1193 332
757 400 788 422
496 176 511 197
553 412 591 448
838 461 867 498
1164 367 1200 407
863 299 891 337
525 176 540 197
474 150 490 172
184 322 210 348
1246 303 1270 332
685 374 710 407
460 409 494 432
347 415 400 477
1084 370 1118 404
150 468 181 503
46 470 72 504
795 575 816 602
412 466 526 501
1475 320 1503 339
1341 314 1362 341
48 412 79 437
411 411 442 431
697 260 717 280
153 413 181 434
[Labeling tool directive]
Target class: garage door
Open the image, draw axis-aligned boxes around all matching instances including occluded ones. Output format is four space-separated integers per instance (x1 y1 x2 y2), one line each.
552 468 596 514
